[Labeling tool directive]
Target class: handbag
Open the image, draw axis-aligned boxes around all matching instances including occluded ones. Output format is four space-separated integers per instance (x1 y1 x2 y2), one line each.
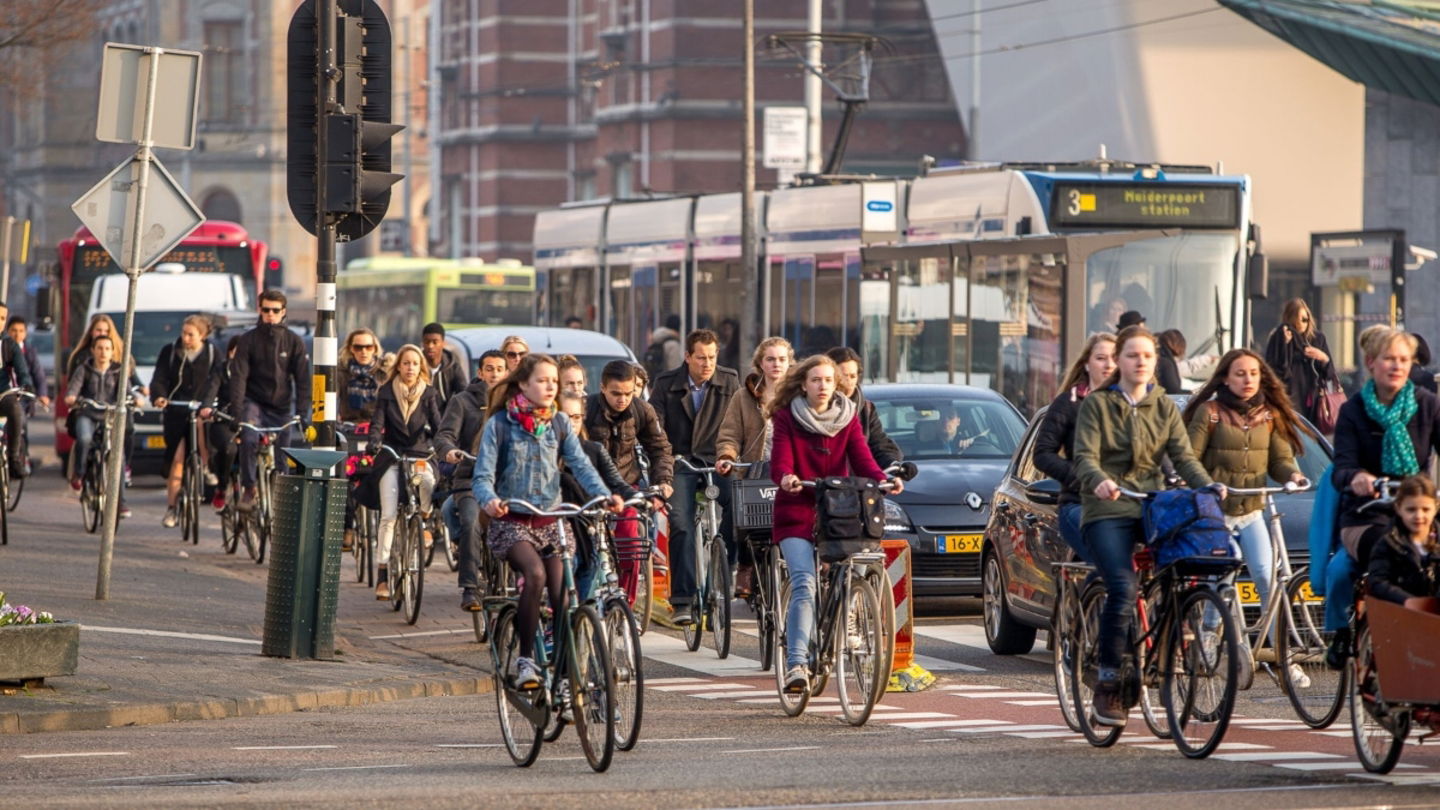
813 476 886 563
1309 368 1346 435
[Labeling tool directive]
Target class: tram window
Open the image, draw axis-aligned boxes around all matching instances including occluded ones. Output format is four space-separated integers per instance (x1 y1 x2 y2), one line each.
552 267 598 332
895 257 951 384
968 253 1062 417
659 262 683 341
858 262 891 383
609 266 634 351
696 260 743 373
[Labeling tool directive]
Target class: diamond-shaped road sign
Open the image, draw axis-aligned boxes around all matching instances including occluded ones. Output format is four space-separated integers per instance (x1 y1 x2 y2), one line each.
71 155 204 272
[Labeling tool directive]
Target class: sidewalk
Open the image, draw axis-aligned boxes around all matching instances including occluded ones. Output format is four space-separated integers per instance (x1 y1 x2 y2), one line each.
0 423 492 734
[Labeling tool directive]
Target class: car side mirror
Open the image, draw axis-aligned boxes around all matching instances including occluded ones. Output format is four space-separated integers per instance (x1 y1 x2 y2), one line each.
1025 477 1062 506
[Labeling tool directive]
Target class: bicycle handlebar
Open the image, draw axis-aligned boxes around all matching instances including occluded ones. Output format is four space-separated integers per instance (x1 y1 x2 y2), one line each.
162 400 208 411
1358 477 1404 513
677 457 721 475
503 495 610 518
0 388 36 402
795 478 902 492
238 416 303 433
74 398 122 412
1223 480 1311 496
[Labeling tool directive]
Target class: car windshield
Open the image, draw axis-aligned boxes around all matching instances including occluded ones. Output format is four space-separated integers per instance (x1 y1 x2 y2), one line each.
102 311 188 367
869 394 1026 460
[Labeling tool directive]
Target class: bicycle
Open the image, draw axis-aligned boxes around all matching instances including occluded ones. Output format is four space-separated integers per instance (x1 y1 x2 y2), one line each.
675 457 734 658
488 496 617 772
375 446 433 625
339 421 379 587
0 388 35 545
232 415 302 565
162 400 209 546
1069 486 1244 758
772 477 897 727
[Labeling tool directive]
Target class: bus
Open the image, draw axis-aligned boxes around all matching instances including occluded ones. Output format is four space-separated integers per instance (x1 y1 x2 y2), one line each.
532 157 1261 416
337 257 535 350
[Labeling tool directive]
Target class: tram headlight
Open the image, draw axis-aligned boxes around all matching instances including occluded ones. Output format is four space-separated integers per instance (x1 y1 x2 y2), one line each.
883 498 913 533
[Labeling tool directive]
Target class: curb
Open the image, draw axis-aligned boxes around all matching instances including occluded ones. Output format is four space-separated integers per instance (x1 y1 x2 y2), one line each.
0 674 494 734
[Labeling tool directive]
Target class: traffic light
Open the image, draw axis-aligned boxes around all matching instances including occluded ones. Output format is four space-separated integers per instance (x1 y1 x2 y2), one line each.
287 0 403 242
265 256 284 288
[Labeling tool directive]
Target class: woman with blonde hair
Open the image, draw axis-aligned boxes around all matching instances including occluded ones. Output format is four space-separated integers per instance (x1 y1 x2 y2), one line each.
151 314 221 529
500 335 530 372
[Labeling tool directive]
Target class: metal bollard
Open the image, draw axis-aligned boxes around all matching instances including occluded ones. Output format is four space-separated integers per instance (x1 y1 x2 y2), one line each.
262 448 348 659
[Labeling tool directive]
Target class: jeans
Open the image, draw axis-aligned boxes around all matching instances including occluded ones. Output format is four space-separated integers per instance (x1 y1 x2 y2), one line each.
1233 515 1275 615
444 492 484 591
780 536 818 670
1325 549 1357 633
1058 503 1092 565
377 464 436 564
1084 517 1144 673
72 412 133 483
0 393 25 474
667 469 735 606
238 401 292 488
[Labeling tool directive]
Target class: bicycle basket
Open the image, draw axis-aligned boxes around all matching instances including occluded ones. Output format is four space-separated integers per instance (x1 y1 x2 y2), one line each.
1141 488 1237 569
814 476 885 563
733 477 778 533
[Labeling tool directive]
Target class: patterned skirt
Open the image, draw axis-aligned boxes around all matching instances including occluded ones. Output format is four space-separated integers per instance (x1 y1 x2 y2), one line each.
487 517 571 559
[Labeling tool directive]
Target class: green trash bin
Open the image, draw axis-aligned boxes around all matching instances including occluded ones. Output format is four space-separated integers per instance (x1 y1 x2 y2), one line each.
262 448 348 660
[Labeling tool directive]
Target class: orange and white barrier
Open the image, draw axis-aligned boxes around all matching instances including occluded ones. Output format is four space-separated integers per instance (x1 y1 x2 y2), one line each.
884 538 935 691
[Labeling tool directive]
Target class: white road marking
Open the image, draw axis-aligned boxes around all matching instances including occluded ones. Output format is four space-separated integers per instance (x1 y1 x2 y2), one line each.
650 682 753 692
20 752 129 759
721 746 821 754
938 684 1006 691
1129 742 1272 751
695 690 764 699
1006 699 1061 706
646 677 707 685
81 626 260 646
1214 752 1342 762
368 628 471 640
1008 731 1078 739
435 744 505 748
642 633 765 674
1351 772 1440 785
233 745 337 751
950 691 1054 699
1277 761 1424 771
914 654 985 673
889 719 1009 729
840 711 953 721
956 724 1068 734
302 764 411 772
639 737 736 743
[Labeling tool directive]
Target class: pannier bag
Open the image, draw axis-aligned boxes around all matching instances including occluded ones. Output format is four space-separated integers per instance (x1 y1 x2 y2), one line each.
814 476 886 563
1141 487 1237 569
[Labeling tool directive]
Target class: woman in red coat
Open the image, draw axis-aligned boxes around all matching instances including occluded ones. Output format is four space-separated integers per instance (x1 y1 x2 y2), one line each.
770 354 904 693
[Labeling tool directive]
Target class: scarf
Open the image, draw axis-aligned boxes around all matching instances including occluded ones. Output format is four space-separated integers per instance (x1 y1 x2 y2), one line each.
789 394 856 438
181 344 203 363
507 392 556 437
1069 382 1091 403
1362 379 1420 476
1216 386 1265 417
393 375 427 423
345 360 381 413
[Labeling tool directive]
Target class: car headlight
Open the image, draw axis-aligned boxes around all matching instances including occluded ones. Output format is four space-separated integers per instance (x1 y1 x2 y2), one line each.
883 498 913 533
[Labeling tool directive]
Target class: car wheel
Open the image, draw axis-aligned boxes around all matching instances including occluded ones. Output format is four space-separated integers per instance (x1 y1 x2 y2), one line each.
983 549 1037 655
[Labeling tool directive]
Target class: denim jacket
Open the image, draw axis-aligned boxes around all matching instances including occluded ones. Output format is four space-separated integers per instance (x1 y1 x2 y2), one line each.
472 408 611 514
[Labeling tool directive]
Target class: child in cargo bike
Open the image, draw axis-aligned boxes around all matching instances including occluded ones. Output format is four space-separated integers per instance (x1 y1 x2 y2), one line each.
1366 475 1440 613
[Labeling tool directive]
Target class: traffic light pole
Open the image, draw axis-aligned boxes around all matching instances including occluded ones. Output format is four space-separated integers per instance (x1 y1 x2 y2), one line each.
312 0 339 451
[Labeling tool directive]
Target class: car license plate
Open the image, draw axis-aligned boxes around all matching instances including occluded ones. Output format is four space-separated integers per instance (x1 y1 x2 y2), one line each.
146 435 165 449
940 534 982 554
1236 580 1320 604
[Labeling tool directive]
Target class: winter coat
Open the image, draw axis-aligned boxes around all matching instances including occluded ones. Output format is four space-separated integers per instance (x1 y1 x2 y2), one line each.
1033 387 1086 507
854 388 902 470
716 373 770 465
769 405 886 544
1265 326 1334 423
1156 348 1185 394
1331 387 1440 529
14 340 43 400
0 336 31 393
1367 528 1440 604
428 347 469 409
150 340 220 405
1186 400 1301 517
66 361 128 414
368 382 443 456
471 405 610 514
1072 384 1212 524
649 364 740 465
434 378 488 485
583 392 674 487
229 323 310 415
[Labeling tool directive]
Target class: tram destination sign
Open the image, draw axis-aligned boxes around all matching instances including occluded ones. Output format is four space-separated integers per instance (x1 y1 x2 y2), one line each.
1050 182 1240 230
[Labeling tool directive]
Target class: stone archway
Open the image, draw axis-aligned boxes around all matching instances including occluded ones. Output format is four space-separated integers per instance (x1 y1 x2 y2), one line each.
201 188 243 224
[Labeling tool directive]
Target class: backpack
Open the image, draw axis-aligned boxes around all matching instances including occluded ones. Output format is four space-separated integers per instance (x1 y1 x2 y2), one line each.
642 339 670 379
813 476 886 563
1141 487 1237 569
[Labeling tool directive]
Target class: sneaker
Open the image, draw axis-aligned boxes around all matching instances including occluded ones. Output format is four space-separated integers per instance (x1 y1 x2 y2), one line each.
671 602 695 626
784 665 809 694
1091 685 1128 727
1288 663 1313 690
557 681 574 722
211 491 227 510
118 502 132 520
461 588 481 612
162 507 178 528
238 487 257 512
375 575 390 601
70 478 82 492
342 529 354 553
422 528 434 550
204 470 219 487
513 656 542 690
1325 627 1350 671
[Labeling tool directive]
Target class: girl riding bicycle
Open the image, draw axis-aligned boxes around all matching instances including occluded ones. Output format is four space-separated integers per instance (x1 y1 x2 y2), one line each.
474 354 622 690
151 314 221 530
770 354 904 694
64 334 139 518
1072 325 1221 727
368 344 444 601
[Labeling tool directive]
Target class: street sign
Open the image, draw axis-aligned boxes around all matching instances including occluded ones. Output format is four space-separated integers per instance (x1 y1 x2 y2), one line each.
1 218 30 264
71 155 205 272
763 106 807 171
96 43 202 151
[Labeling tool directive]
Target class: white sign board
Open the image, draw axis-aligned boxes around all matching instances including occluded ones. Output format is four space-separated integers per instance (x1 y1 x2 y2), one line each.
71 155 205 272
763 106 808 171
1312 241 1394 286
861 181 899 243
96 43 202 150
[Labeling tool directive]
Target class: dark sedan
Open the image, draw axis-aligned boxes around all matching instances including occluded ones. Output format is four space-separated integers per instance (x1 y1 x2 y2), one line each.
979 395 1332 654
865 384 1029 598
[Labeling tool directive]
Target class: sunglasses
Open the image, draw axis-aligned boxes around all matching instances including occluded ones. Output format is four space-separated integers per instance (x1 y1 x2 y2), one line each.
352 343 377 351
261 306 284 314
505 350 527 359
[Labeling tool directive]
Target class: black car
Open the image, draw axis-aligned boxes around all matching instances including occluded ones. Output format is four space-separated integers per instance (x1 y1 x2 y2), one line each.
865 384 1029 598
979 395 1332 654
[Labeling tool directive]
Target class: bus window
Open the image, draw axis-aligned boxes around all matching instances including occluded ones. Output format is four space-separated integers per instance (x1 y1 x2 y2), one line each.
894 256 951 384
436 289 531 326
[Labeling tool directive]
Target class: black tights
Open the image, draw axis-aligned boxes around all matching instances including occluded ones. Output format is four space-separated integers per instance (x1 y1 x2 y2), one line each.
507 542 566 658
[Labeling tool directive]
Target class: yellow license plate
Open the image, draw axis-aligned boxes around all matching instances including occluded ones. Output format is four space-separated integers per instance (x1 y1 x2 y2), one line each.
941 534 982 554
146 435 166 449
1236 580 1321 605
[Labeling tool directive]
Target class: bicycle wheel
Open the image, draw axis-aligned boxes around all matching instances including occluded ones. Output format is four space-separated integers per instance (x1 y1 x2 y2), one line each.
1349 622 1409 773
603 597 644 751
424 517 437 568
708 538 732 659
254 514 269 565
240 514 259 561
1071 583 1123 747
635 553 654 636
352 508 368 582
683 534 705 651
365 509 378 588
836 575 885 727
443 516 459 572
5 457 23 512
569 604 616 772
0 481 8 546
403 513 425 625
1052 588 1081 733
491 606 544 767
1137 591 1172 740
185 459 202 545
221 504 240 554
756 549 777 672
81 468 102 534
774 577 810 717
869 564 897 680
1163 587 1239 759
1279 571 1346 729
389 540 404 613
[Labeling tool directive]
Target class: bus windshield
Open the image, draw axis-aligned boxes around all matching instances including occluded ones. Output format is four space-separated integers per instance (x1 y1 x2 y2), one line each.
436 288 533 326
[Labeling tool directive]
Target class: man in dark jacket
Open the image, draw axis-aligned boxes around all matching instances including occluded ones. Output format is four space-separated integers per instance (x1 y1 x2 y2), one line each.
827 347 901 469
230 290 310 506
0 303 34 477
5 316 47 415
421 322 468 410
586 360 674 493
650 329 740 619
436 373 489 611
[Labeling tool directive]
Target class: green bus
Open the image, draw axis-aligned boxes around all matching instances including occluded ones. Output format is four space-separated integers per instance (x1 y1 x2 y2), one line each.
338 257 535 349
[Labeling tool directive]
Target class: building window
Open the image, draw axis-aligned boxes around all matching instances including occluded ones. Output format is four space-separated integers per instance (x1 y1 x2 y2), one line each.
201 188 243 224
203 20 245 124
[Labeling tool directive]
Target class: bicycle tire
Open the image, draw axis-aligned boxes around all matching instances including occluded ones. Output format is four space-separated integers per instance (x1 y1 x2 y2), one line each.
352 508 368 582
1052 585 1081 733
603 597 644 751
82 471 102 534
254 515 268 565
365 509 378 588
404 513 425 625
6 460 23 512
709 538 732 659
1163 587 1239 759
221 505 239 554
1072 583 1123 747
0 483 8 546
389 538 404 613
870 565 897 681
186 457 202 545
443 516 459 572
836 575 885 727
1279 570 1346 729
241 514 259 561
635 554 654 636
757 549 777 672
569 604 616 772
1349 622 1409 773
774 577 810 717
1138 590 1172 740
424 518 437 568
491 606 544 767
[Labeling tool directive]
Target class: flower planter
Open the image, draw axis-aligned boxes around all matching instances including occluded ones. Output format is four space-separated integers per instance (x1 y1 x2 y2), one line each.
0 621 79 683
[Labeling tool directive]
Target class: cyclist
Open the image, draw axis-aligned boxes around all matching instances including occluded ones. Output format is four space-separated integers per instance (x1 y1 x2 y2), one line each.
478 349 508 387
650 329 739 623
473 353 623 689
337 328 386 551
421 322 467 411
1033 333 1116 563
6 315 49 416
0 303 34 480
558 391 641 597
230 291 310 511
1326 327 1440 666
500 335 530 373
1072 324 1219 727
1366 474 1440 611
150 314 222 529
771 354 904 693
208 336 242 510
64 334 137 518
826 347 902 469
558 354 587 397
717 336 794 597
437 364 490 611
369 344 444 601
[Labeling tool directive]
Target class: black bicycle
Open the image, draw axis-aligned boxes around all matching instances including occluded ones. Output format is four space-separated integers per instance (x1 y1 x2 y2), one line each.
164 400 208 546
73 397 127 536
0 388 35 545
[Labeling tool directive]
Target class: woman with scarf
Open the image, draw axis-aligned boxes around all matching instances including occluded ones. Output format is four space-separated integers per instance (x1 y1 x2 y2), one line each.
1324 328 1440 666
337 328 385 552
367 344 444 601
770 354 905 694
151 314 221 529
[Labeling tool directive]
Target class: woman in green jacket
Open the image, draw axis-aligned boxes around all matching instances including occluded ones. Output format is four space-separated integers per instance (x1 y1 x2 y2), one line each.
1072 325 1220 727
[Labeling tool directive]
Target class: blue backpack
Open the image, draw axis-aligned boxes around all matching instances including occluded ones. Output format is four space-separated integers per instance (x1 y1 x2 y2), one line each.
1142 487 1237 569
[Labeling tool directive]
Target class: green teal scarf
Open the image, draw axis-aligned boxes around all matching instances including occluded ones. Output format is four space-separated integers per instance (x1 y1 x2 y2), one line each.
1361 379 1420 476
